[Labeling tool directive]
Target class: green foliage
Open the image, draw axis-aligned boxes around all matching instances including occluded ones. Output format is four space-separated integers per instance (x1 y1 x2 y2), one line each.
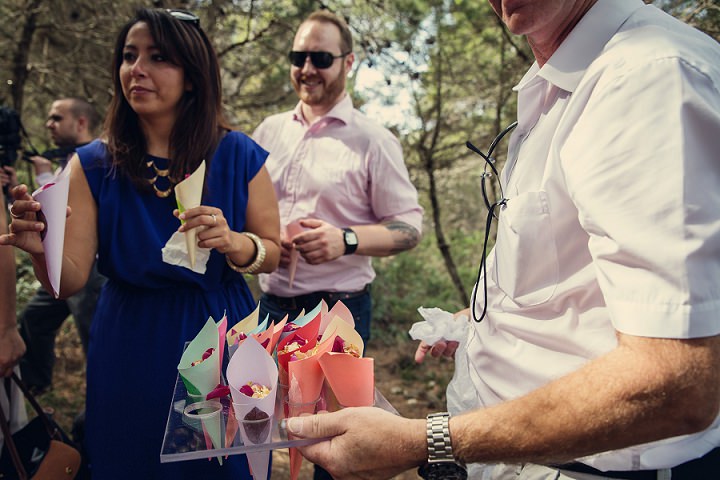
15 250 40 309
371 227 490 345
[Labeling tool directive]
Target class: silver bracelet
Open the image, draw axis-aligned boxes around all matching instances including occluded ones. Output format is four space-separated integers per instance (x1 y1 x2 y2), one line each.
225 232 266 274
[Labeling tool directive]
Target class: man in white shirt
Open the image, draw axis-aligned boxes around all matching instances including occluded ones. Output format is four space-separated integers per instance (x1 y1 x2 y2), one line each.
286 1 720 479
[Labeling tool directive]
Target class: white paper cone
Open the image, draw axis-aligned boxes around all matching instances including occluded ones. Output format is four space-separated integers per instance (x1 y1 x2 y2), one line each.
246 450 270 480
174 160 206 268
32 166 72 297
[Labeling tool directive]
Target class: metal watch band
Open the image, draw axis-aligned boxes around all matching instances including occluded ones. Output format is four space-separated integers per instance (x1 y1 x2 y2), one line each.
426 412 455 462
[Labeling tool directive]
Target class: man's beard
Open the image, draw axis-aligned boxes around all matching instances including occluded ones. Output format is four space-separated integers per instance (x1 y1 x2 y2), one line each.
293 67 346 109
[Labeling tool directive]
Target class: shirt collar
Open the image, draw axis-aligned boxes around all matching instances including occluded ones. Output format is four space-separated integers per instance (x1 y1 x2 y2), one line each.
292 93 354 127
515 0 644 93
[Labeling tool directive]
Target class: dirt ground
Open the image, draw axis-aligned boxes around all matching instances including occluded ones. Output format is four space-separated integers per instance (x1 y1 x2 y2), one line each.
43 320 455 479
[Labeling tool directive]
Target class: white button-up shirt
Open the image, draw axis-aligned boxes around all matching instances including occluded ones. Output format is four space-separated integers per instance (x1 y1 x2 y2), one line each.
458 0 720 471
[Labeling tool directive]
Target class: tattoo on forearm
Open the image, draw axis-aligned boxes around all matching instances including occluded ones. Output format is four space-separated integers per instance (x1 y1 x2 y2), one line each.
383 221 420 254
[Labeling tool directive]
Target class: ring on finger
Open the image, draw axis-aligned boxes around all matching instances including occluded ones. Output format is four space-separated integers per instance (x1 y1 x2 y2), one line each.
9 205 22 219
211 213 217 226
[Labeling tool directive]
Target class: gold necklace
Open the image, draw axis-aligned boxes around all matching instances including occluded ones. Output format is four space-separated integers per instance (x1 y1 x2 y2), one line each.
152 183 173 198
146 160 170 177
146 160 174 198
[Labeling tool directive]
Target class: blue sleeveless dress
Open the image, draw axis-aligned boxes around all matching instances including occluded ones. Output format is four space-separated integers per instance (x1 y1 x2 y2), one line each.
77 132 266 479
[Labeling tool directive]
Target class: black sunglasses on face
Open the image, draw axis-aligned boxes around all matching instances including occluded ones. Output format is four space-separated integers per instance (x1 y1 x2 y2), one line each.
166 9 200 28
288 51 351 69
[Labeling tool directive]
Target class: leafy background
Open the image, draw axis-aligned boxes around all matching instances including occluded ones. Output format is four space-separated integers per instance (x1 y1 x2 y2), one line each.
3 1 718 478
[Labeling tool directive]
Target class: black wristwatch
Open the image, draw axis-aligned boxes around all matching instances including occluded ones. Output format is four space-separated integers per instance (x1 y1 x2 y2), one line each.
417 412 467 480
342 227 358 255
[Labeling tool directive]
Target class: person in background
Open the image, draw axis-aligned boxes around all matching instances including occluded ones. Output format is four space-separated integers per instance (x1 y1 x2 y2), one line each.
1 8 280 479
16 97 106 396
253 9 423 344
285 1 720 479
253 12 423 479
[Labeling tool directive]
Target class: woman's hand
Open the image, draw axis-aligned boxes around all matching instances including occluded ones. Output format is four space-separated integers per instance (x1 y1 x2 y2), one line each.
175 205 237 254
278 233 293 268
0 184 47 255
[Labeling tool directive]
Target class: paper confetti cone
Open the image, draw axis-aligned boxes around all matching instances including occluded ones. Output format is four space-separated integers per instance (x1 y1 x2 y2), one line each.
177 316 222 396
32 166 72 297
227 338 278 480
319 354 375 407
174 160 206 268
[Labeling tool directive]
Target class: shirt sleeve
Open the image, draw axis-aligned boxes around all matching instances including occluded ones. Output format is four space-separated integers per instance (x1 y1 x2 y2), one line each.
562 56 720 338
367 130 424 233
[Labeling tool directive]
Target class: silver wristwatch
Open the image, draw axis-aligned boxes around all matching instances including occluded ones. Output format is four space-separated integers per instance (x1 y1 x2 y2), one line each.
417 412 467 480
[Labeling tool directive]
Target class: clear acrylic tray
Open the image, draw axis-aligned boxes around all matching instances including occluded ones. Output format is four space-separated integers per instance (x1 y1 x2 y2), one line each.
160 370 397 463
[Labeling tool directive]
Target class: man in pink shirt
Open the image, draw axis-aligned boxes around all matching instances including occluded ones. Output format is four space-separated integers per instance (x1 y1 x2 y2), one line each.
253 10 423 348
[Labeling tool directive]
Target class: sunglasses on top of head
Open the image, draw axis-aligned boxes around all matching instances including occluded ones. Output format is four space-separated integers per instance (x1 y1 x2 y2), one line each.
288 50 351 69
166 9 200 28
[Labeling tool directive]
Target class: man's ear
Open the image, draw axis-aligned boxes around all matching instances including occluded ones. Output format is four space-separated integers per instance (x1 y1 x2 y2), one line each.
76 116 88 133
344 52 355 76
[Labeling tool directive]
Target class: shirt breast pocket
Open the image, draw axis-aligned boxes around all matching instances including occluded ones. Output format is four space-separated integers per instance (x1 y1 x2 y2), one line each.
492 190 558 307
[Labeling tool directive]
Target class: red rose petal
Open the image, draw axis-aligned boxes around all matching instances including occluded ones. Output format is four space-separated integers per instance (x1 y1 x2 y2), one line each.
206 384 231 400
332 336 346 353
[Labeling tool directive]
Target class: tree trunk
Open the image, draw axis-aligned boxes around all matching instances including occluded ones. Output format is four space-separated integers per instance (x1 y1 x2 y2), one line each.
426 160 470 306
10 0 43 112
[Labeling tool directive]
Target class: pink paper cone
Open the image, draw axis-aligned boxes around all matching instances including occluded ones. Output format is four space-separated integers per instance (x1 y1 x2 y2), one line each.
290 447 303 480
252 326 274 351
266 316 288 354
286 221 304 288
287 338 335 404
217 314 227 373
225 403 239 449
319 354 374 407
320 300 354 334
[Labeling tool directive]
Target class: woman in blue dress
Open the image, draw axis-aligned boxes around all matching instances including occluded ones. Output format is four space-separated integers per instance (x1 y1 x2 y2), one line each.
2 8 280 479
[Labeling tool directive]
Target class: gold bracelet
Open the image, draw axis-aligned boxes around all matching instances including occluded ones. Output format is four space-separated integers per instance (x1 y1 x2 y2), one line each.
225 232 266 274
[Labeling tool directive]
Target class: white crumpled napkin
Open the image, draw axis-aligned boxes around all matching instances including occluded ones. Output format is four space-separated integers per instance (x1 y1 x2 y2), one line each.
408 306 468 344
161 230 211 274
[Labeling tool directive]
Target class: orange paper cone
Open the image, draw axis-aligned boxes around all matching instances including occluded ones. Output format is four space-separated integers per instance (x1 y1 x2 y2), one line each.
319 354 374 407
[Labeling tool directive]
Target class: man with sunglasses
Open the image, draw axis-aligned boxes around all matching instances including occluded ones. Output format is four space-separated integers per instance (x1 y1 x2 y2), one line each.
253 12 422 353
287 1 720 479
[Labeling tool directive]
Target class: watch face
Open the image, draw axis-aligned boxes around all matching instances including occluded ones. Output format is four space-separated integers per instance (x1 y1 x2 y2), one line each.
344 231 358 246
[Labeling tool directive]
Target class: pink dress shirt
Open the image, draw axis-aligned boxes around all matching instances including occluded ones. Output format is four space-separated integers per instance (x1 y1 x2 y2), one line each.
253 94 423 297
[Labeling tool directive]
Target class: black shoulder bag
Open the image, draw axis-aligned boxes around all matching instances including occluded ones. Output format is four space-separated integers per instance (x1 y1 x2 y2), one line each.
0 373 81 479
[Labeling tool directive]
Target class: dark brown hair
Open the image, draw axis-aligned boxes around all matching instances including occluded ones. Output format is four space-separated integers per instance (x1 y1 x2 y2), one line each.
104 8 230 189
63 97 101 135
